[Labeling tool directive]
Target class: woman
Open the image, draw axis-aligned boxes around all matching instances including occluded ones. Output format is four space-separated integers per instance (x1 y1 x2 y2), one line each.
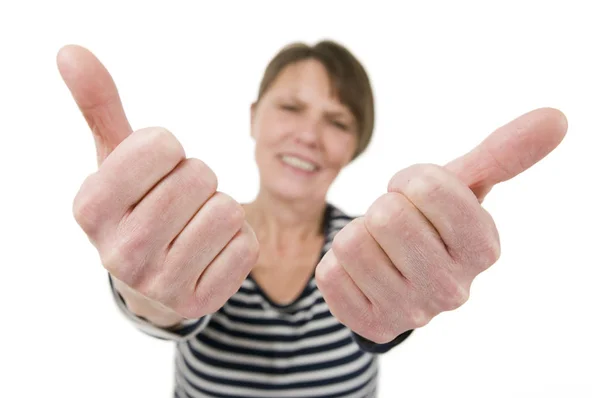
59 39 567 398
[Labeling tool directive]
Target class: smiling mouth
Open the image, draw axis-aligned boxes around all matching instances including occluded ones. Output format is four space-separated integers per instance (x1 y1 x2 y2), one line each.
279 155 320 172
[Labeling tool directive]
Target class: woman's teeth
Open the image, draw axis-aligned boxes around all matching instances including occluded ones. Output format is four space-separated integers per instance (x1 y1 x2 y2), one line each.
281 155 317 172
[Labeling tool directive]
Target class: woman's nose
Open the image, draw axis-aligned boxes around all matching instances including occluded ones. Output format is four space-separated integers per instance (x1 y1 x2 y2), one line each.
294 118 321 147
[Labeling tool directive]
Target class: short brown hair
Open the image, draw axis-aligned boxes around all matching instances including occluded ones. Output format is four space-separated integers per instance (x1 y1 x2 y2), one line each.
255 40 375 160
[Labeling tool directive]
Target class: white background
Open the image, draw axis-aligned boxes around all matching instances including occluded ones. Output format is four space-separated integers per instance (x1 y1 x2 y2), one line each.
1 1 599 397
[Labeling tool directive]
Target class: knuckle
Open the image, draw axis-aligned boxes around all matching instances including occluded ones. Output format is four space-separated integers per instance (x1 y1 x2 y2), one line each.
473 209 501 269
121 228 153 260
72 175 106 236
364 310 396 344
385 195 409 227
236 232 259 268
405 164 446 200
356 301 375 326
102 246 131 284
315 252 340 288
237 228 260 270
212 193 246 232
365 193 408 233
372 328 399 345
479 237 501 268
185 158 218 195
388 163 431 192
331 219 364 261
387 169 405 192
365 198 388 232
193 289 214 316
142 127 185 163
314 266 328 288
103 232 151 288
72 195 98 234
245 231 261 265
430 269 470 311
408 308 431 329
441 281 470 311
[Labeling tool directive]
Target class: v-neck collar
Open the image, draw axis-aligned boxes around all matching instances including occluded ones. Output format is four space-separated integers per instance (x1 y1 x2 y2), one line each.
247 202 335 314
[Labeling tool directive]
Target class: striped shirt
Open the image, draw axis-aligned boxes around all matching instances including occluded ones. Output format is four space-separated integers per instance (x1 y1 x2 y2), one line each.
110 202 413 397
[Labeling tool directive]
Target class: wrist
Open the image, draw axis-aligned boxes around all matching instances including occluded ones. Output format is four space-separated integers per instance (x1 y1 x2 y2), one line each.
111 275 185 328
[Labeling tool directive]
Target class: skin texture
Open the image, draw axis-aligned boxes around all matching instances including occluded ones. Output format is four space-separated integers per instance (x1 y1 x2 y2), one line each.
59 44 568 340
243 59 360 304
58 45 260 325
250 59 358 204
315 108 568 343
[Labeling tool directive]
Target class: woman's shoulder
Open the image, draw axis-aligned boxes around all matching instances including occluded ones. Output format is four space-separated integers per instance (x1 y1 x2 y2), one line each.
326 201 360 221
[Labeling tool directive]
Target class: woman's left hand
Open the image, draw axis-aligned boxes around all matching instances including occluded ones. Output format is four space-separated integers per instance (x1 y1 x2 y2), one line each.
315 107 568 344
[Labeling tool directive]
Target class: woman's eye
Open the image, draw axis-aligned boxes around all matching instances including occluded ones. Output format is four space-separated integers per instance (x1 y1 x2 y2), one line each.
331 120 348 131
280 104 299 112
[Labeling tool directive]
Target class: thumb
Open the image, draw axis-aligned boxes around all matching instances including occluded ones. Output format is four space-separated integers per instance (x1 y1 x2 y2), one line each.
57 44 133 167
444 107 568 202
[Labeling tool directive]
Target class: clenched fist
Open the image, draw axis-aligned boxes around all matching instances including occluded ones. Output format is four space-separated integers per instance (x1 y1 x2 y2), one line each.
316 108 568 344
58 45 259 323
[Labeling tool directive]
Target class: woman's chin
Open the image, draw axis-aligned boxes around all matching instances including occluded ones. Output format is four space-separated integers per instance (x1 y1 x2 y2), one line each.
267 182 323 203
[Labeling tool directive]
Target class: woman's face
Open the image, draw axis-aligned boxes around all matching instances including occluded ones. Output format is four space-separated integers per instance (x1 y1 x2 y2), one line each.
250 59 359 203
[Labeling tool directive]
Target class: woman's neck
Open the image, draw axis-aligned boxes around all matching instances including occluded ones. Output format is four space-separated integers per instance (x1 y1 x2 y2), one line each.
243 190 327 256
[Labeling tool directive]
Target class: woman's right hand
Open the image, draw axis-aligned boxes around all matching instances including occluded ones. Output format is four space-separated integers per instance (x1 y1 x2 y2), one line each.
58 45 259 322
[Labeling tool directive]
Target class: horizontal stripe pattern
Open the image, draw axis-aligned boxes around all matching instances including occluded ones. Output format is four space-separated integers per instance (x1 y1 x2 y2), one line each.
111 203 388 397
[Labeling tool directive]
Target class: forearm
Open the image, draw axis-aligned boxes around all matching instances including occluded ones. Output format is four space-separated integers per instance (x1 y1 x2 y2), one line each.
110 276 185 328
